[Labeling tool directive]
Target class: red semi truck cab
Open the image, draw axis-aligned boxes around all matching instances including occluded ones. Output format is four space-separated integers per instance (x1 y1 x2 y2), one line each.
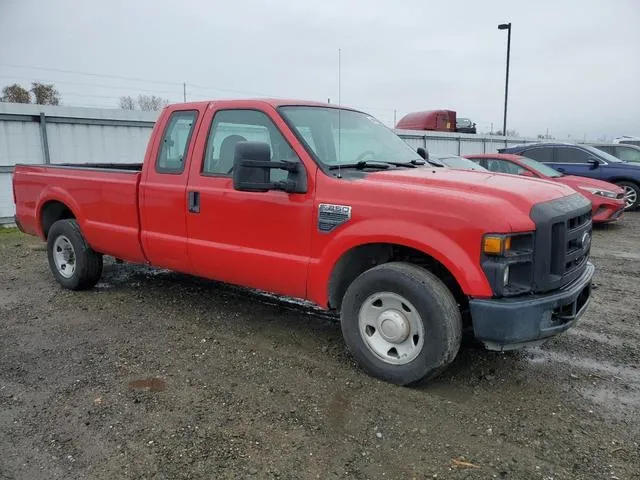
12 99 595 385
395 110 456 132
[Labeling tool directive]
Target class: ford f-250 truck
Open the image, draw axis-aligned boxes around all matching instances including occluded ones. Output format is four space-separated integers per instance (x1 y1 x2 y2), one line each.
12 99 595 386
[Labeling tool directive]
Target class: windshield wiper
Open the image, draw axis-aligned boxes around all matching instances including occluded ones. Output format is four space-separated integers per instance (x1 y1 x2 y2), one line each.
385 159 428 168
328 161 392 170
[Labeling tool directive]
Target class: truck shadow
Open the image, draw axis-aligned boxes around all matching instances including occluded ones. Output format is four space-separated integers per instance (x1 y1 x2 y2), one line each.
96 260 533 391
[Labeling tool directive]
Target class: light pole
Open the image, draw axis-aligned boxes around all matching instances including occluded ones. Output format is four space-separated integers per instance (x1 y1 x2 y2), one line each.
498 22 511 136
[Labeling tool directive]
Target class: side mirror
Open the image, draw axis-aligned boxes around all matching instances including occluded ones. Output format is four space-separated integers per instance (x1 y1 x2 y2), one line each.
519 170 536 177
232 141 307 194
587 158 599 170
417 147 428 160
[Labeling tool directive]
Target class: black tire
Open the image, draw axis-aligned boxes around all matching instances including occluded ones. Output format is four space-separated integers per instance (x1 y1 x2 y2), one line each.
616 181 640 211
340 262 462 386
47 219 103 290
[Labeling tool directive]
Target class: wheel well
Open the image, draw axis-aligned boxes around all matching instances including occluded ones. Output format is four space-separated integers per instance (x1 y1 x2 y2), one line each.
327 243 468 316
41 201 75 238
610 178 639 187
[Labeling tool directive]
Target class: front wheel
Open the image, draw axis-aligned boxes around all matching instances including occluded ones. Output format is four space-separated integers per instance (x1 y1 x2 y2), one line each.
47 219 103 290
340 262 462 386
616 181 640 211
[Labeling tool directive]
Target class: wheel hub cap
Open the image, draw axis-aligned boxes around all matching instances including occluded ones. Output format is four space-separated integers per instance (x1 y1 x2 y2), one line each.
379 311 410 343
53 235 76 278
358 292 425 365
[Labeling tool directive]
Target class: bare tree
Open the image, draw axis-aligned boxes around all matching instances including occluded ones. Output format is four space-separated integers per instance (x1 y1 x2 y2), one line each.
119 96 136 110
537 133 555 140
31 82 60 105
137 95 168 111
1 84 31 103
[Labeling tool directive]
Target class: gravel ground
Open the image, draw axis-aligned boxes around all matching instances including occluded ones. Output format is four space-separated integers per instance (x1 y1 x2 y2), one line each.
0 213 639 480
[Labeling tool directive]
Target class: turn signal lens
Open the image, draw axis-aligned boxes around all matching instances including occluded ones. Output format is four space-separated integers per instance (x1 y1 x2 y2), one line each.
483 235 511 255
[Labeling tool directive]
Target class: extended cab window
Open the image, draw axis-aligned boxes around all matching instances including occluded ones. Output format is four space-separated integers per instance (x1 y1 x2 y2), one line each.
523 147 553 163
203 109 299 181
156 110 197 173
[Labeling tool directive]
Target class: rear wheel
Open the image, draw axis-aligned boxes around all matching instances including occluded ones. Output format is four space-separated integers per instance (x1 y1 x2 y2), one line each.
616 181 640 210
340 262 462 386
47 219 103 290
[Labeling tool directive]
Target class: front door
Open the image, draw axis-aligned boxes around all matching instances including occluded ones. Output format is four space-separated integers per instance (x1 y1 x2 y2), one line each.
553 147 602 179
185 103 316 299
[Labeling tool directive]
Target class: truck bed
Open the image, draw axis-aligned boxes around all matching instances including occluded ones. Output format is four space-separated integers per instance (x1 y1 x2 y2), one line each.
13 163 146 264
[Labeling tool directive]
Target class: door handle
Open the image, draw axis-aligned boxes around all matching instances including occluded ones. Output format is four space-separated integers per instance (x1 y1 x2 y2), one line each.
188 191 200 213
556 167 565 172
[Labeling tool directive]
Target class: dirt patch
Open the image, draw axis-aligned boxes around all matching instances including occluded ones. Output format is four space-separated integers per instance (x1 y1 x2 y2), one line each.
127 378 167 392
1 217 639 479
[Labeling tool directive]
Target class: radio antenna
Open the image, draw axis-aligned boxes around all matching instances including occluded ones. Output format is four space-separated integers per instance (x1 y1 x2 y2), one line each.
337 48 342 179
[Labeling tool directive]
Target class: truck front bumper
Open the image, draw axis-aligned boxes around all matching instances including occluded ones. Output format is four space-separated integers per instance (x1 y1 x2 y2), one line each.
469 262 594 351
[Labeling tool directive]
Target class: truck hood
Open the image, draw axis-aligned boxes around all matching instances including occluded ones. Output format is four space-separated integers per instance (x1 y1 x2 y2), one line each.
367 168 574 205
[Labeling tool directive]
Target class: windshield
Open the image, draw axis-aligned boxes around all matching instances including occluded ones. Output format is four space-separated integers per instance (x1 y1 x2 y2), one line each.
516 156 563 177
279 106 422 167
432 155 487 171
582 144 622 163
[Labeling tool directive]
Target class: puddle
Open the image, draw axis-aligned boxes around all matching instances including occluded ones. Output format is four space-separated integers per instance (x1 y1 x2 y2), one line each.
526 348 640 415
127 377 166 392
583 385 640 410
526 348 640 383
565 328 628 347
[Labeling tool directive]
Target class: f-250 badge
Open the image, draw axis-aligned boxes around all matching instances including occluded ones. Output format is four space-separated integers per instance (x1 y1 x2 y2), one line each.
318 204 352 233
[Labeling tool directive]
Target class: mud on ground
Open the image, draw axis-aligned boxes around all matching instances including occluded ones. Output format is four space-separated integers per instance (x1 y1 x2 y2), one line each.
0 214 639 480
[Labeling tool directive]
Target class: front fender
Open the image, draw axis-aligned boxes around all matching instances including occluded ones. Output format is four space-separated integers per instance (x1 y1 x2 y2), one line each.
306 218 493 307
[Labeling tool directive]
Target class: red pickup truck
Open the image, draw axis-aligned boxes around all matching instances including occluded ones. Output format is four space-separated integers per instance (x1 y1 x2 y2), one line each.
12 99 595 386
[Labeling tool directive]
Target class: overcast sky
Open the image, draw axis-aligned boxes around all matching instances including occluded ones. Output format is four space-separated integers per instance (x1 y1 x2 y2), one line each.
1 0 638 140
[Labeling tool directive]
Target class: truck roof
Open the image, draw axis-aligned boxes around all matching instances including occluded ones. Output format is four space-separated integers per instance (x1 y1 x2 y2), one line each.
167 98 360 110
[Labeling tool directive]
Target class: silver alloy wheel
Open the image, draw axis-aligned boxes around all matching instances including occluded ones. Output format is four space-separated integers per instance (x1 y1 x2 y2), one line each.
623 186 637 209
53 235 76 278
358 292 425 365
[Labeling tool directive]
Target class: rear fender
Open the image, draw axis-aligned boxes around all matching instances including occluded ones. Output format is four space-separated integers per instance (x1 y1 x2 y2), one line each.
36 186 84 239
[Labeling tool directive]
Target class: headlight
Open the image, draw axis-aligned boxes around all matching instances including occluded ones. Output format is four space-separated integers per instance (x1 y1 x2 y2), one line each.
578 186 618 199
482 233 532 256
481 233 534 297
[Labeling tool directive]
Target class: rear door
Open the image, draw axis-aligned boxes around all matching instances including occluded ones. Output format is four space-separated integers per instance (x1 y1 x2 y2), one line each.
139 106 205 272
185 102 316 298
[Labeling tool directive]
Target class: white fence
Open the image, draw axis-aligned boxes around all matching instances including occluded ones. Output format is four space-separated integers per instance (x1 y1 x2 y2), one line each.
0 103 158 223
0 103 537 223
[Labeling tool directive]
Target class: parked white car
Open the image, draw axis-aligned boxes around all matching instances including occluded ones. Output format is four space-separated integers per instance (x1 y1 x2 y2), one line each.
613 136 640 147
